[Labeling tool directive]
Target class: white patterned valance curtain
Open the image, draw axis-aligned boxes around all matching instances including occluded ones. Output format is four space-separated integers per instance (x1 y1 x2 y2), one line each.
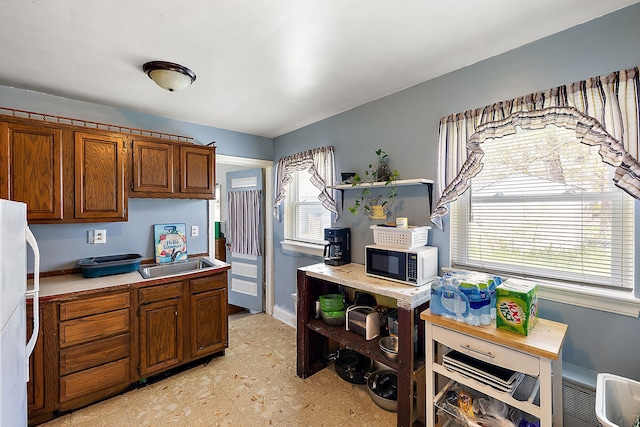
431 66 640 230
273 146 338 222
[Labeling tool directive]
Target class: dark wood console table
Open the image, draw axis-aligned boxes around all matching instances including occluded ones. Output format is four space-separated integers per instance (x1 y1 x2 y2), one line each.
297 263 432 427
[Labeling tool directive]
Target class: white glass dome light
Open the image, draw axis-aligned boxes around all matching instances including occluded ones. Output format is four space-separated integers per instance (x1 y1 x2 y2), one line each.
143 61 196 92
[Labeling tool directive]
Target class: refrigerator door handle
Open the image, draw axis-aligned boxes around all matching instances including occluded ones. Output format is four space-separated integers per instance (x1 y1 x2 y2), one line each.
25 226 40 381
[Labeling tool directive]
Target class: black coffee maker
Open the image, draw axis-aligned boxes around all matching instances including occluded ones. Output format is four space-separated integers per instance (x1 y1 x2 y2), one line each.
323 227 351 266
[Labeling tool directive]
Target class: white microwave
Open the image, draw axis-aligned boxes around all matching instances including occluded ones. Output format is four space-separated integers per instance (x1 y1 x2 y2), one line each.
365 245 438 286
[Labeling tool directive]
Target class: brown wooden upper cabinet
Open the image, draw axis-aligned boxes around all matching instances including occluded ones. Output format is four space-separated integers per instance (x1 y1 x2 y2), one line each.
130 137 215 199
130 138 174 194
179 145 215 196
0 121 64 220
0 115 213 223
74 132 127 221
0 117 129 223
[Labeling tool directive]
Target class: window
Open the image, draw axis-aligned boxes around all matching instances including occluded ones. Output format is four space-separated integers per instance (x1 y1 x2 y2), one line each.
451 124 635 290
284 169 332 245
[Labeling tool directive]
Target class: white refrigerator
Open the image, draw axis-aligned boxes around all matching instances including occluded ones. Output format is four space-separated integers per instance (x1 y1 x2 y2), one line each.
0 199 40 427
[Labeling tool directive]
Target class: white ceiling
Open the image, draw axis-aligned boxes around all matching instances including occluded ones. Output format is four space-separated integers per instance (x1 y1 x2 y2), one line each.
0 1 637 138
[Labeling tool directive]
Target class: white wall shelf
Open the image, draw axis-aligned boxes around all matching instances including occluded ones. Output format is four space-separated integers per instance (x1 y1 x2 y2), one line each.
327 178 434 212
326 177 433 190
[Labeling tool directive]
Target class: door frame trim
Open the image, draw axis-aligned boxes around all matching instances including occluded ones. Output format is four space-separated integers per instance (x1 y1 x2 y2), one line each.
210 155 274 316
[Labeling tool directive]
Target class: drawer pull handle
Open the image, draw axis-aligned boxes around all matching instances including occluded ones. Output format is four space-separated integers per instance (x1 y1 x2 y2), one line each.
460 344 495 359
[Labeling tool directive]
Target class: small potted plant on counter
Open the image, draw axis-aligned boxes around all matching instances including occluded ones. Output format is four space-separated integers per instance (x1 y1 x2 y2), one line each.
348 149 399 220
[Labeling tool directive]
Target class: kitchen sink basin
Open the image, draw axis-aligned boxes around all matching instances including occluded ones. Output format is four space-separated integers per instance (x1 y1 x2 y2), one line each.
138 257 224 279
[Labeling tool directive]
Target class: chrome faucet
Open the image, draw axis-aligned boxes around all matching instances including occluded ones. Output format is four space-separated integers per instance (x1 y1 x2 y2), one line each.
171 250 183 262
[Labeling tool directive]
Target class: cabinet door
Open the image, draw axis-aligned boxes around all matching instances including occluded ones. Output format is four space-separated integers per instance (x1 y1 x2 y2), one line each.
139 298 183 376
179 145 215 196
190 288 227 358
74 132 127 220
0 122 63 220
131 139 174 195
215 238 226 262
27 303 44 413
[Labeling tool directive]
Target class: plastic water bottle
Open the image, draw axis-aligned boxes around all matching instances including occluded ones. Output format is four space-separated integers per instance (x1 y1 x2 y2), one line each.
477 283 492 325
459 283 483 326
488 278 498 320
430 278 445 315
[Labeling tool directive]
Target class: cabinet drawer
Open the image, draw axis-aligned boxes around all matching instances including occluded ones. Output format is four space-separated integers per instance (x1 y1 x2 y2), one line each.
59 358 129 403
432 325 540 377
59 309 129 348
59 293 130 321
190 274 226 294
60 333 130 375
139 282 183 304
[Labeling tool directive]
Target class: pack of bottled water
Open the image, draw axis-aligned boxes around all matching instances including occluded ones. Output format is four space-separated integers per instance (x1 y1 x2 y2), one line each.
430 271 502 326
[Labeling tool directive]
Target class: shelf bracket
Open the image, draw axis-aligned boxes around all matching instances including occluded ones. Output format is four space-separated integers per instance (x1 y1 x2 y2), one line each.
335 188 345 211
420 181 433 213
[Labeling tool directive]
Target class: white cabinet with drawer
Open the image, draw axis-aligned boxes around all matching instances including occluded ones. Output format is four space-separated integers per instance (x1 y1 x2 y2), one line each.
420 309 567 427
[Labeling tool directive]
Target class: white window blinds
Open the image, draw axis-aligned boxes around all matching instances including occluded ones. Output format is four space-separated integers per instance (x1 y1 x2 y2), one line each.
451 124 634 289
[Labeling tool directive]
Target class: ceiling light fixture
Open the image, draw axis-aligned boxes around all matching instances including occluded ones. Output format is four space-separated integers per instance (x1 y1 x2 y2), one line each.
143 61 196 92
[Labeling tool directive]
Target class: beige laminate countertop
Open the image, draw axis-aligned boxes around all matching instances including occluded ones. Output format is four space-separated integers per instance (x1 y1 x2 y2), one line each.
421 308 568 360
299 262 432 309
30 256 230 300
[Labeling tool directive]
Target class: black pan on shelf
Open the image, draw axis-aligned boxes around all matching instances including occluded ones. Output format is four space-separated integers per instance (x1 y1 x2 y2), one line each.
333 349 373 384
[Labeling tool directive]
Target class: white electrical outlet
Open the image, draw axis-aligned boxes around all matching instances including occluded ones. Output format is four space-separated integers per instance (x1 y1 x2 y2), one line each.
191 225 199 237
93 229 107 244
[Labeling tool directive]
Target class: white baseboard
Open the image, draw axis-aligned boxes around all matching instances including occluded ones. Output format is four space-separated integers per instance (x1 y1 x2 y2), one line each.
272 304 296 329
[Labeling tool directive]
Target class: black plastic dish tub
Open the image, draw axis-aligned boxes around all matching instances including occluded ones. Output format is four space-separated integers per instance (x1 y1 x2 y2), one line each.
76 254 144 278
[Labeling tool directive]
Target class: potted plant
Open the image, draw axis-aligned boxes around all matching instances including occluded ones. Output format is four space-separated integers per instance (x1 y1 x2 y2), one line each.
348 149 399 219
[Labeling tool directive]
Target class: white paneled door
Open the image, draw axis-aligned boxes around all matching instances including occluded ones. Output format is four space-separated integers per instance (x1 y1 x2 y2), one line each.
226 169 264 312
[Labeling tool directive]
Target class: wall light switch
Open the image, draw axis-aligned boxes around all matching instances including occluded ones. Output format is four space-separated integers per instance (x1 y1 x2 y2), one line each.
191 225 199 237
93 229 107 244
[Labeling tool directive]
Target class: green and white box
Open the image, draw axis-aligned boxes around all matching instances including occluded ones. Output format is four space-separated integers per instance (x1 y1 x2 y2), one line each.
495 279 538 336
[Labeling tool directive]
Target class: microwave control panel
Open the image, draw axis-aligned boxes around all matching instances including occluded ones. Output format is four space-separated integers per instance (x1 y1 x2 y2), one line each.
407 253 418 283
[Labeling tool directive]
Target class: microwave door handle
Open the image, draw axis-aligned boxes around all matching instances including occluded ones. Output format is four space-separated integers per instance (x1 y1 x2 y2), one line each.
25 226 40 381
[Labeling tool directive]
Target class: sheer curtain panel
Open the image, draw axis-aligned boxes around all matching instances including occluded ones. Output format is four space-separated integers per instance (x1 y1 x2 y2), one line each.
274 146 338 222
228 189 262 256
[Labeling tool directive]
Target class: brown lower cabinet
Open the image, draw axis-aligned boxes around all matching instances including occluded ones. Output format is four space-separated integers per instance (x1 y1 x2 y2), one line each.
27 303 45 412
27 270 228 426
57 292 131 412
27 301 57 426
190 275 227 359
138 281 184 377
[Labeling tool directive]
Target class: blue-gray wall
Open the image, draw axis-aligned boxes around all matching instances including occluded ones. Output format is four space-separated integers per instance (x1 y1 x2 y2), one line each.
273 3 640 380
0 86 273 271
5 3 640 382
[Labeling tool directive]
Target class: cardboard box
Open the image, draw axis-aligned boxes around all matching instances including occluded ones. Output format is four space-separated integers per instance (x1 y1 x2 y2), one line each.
495 279 538 335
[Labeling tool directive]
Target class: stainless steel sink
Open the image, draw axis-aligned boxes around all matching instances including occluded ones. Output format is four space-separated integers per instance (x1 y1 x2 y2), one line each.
138 257 223 279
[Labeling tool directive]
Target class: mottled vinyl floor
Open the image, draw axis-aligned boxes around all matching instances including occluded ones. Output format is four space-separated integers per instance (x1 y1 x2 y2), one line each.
40 312 397 427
